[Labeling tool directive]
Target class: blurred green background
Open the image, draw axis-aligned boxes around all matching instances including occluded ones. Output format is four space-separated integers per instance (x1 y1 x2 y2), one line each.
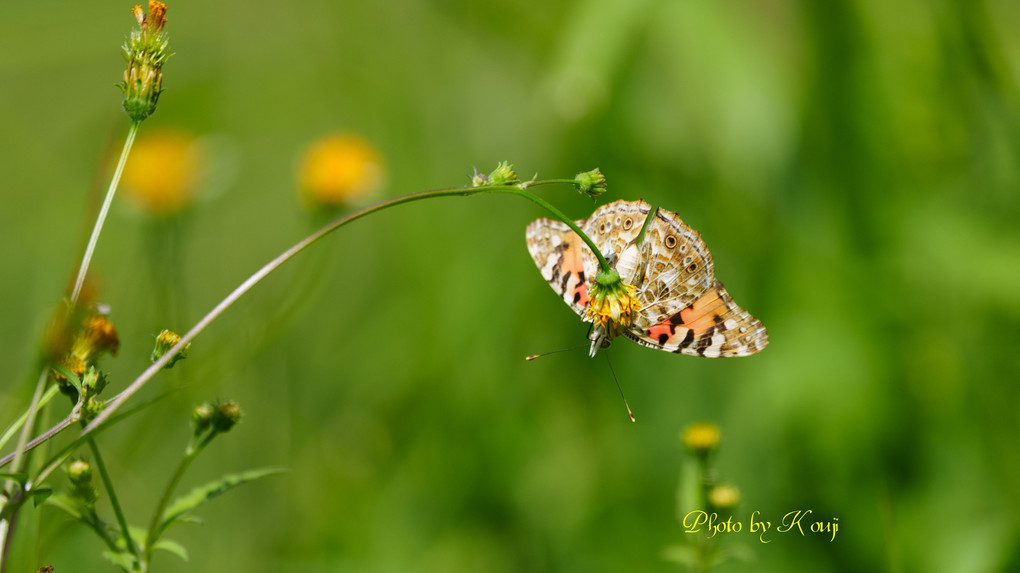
2 0 1019 571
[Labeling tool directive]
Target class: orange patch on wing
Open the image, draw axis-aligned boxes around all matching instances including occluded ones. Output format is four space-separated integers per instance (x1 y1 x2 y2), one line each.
573 282 589 308
679 288 727 333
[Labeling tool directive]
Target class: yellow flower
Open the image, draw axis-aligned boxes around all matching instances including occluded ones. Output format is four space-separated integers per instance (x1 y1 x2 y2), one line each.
298 133 383 207
584 270 638 333
682 422 720 455
121 129 202 215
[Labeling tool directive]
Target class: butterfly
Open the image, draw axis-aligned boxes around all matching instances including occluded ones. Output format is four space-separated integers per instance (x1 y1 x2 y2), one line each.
526 199 768 358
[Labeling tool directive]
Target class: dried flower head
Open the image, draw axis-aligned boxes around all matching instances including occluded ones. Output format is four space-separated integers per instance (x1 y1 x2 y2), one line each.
120 1 171 122
299 133 383 207
77 315 120 359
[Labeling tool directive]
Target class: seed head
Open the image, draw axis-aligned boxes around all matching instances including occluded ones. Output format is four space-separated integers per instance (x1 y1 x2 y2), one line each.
120 1 172 122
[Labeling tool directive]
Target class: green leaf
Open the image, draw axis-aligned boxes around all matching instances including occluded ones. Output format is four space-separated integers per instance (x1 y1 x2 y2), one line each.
159 467 286 535
43 492 83 519
51 364 82 396
101 550 138 572
0 472 28 485
154 538 189 562
29 486 53 507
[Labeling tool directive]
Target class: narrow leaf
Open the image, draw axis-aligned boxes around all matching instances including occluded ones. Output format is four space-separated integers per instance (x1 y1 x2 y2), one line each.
29 486 53 507
43 492 83 519
159 467 285 534
101 550 138 572
0 472 28 485
51 364 82 395
154 538 189 562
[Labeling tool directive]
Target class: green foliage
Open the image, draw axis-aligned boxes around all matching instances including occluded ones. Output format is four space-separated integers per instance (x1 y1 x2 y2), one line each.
3 1 1020 571
159 467 286 536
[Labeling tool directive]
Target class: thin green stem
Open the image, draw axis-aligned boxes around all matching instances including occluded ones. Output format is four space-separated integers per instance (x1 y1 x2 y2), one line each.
507 188 612 271
68 181 607 434
71 120 140 305
143 431 217 567
86 439 136 559
82 512 120 555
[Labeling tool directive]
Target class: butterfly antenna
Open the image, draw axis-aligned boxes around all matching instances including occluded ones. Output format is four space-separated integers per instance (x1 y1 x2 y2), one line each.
605 352 636 422
525 344 587 361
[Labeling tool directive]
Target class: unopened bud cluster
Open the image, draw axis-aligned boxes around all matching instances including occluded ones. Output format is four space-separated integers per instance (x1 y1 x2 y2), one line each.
192 400 242 437
120 1 171 122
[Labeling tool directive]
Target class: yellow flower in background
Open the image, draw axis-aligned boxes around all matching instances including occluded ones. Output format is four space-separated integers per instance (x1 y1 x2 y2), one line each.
708 484 740 509
121 129 202 216
682 422 721 457
299 133 383 207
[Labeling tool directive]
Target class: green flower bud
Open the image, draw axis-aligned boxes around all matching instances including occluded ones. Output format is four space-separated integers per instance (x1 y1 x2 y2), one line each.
212 401 242 433
574 168 607 198
486 162 518 186
471 168 488 187
81 367 108 396
151 329 190 368
192 402 214 436
66 458 99 507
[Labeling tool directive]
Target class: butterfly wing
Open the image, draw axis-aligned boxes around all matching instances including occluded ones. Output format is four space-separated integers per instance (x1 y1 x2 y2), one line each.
625 207 768 357
626 280 769 357
525 218 590 316
526 199 652 316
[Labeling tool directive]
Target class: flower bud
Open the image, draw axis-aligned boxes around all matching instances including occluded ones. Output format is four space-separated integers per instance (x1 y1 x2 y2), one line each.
470 168 488 187
486 161 518 186
191 402 214 435
66 458 99 507
574 168 607 198
81 367 108 396
151 329 189 368
212 401 242 433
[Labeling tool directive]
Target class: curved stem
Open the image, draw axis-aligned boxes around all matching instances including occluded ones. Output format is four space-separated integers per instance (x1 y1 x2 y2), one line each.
86 439 136 559
71 120 140 305
43 182 598 438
